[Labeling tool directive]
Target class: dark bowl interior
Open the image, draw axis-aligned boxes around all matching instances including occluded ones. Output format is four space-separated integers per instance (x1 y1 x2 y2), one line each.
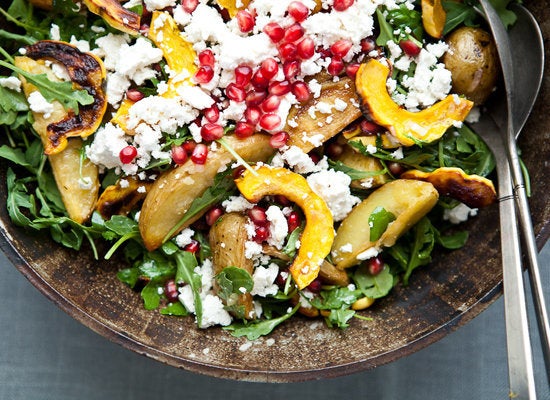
0 0 549 383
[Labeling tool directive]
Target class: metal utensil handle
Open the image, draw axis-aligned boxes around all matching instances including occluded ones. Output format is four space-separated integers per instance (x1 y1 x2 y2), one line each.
478 1 538 398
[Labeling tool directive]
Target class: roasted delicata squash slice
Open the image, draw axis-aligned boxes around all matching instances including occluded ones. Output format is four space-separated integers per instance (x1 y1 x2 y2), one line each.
148 11 197 97
356 59 474 147
235 166 334 290
15 56 99 224
17 41 107 155
209 212 256 319
139 134 275 251
401 167 497 208
82 0 140 35
421 0 446 39
332 179 439 269
285 76 362 153
96 177 152 220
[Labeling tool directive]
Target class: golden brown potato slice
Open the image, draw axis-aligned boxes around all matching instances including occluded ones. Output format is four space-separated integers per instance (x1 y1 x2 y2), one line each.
96 177 152 220
335 144 389 189
139 134 274 251
331 179 439 269
285 76 362 153
15 57 99 224
209 212 255 319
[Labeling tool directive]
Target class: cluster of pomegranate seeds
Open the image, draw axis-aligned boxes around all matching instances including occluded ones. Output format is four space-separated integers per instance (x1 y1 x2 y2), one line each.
119 145 138 164
247 205 271 243
194 49 216 84
286 210 301 232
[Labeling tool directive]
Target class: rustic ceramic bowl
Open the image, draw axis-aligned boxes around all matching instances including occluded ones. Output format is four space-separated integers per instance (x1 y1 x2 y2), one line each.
1 1 548 383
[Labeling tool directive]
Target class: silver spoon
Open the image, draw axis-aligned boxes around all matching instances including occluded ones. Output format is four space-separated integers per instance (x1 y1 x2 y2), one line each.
474 2 548 398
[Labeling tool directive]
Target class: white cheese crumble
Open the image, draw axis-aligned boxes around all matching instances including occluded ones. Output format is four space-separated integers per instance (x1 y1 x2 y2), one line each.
443 203 478 224
27 91 54 119
250 263 280 297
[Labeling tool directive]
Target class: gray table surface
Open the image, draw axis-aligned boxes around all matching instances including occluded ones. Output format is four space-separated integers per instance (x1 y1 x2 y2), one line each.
0 241 549 400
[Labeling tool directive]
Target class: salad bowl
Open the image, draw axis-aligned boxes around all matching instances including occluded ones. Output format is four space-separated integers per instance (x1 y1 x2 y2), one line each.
0 0 548 382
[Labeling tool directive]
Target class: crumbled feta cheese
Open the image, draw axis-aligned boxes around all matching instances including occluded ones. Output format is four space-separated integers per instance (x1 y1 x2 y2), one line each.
266 206 288 249
0 76 21 92
27 91 54 119
307 169 360 221
175 228 195 248
251 263 280 297
443 202 478 224
222 196 255 212
356 247 380 261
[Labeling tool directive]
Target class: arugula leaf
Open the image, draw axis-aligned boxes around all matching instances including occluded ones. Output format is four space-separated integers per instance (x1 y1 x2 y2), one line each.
174 251 203 325
141 280 162 310
117 267 140 288
0 60 94 113
216 266 254 302
324 308 356 329
224 304 300 340
442 0 479 35
309 286 361 310
375 7 394 46
161 301 188 316
368 206 396 241
353 264 394 299
328 159 387 180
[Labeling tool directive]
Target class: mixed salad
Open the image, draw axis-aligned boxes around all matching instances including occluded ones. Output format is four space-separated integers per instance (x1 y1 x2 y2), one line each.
0 0 517 339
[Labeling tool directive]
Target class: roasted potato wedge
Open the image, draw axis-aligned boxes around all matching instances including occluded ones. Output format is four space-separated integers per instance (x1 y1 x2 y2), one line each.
285 76 362 153
400 167 496 208
443 26 499 105
209 212 255 319
15 56 99 224
335 143 389 189
139 134 275 251
332 179 439 269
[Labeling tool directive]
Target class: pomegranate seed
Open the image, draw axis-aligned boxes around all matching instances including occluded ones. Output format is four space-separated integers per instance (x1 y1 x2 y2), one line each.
232 165 246 179
345 62 360 79
126 88 144 102
268 80 291 96
263 22 285 43
399 39 421 57
248 205 269 226
198 49 215 67
327 56 344 76
360 119 384 135
278 42 298 60
184 240 200 253
182 140 196 155
225 83 246 102
194 65 214 84
236 10 255 33
287 211 301 232
297 37 315 59
204 104 219 123
269 131 290 148
191 143 208 164
259 113 281 131
254 225 270 243
259 58 279 80
274 195 292 206
360 37 376 53
388 162 405 176
330 39 353 58
245 89 268 106
287 1 309 22
200 123 224 141
119 145 137 164
234 64 252 87
182 0 198 13
309 151 321 164
261 95 281 112
164 279 179 302
234 121 255 138
333 0 354 12
171 144 188 165
283 60 301 80
139 24 149 35
276 269 290 287
284 23 305 43
325 141 344 159
205 206 224 226
250 69 270 89
306 278 322 293
368 256 384 275
291 81 311 102
244 105 262 124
